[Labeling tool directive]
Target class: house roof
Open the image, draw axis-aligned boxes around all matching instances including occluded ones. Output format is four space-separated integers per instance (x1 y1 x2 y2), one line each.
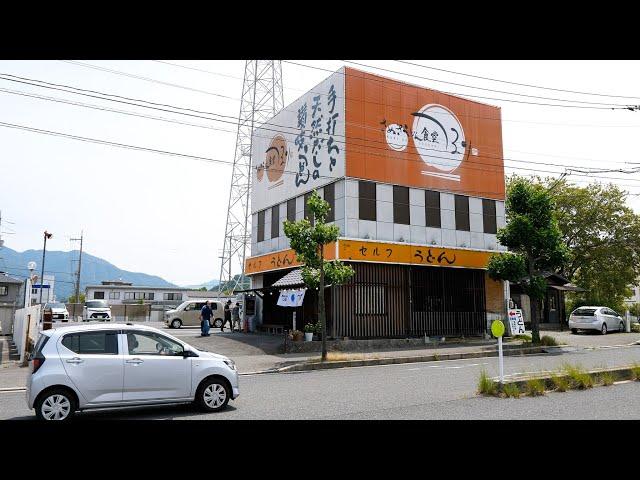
0 272 23 285
271 269 305 288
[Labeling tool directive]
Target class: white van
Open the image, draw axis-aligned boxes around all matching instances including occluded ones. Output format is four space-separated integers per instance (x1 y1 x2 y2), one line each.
165 299 224 329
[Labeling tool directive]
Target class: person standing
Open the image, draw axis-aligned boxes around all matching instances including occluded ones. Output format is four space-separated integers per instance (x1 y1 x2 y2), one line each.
200 301 212 337
222 300 232 332
232 302 241 332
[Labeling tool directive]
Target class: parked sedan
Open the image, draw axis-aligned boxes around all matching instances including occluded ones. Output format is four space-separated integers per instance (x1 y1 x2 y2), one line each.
26 323 239 420
568 306 626 335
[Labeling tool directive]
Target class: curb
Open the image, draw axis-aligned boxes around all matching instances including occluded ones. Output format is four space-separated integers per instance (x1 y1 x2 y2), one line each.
276 346 547 373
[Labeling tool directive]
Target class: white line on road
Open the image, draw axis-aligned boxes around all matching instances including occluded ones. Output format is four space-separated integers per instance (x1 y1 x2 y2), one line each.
406 362 488 371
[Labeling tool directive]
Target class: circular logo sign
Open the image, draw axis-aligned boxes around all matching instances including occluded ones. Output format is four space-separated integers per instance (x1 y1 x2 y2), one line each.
491 320 505 338
411 104 465 173
264 134 288 183
385 124 409 151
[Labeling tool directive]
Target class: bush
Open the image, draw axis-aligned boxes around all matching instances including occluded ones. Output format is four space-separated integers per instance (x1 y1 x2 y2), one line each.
502 383 521 398
525 378 545 396
478 370 498 396
631 364 640 381
550 374 569 392
539 335 558 346
631 323 640 333
513 334 532 343
563 364 593 389
599 372 614 386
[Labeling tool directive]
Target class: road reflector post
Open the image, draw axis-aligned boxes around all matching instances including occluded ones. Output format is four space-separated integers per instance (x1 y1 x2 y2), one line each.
491 320 505 384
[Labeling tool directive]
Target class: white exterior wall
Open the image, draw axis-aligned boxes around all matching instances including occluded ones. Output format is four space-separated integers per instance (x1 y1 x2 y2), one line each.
30 274 55 305
85 286 199 306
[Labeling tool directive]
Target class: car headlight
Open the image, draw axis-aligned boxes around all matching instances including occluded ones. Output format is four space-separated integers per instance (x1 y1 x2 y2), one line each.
223 359 236 371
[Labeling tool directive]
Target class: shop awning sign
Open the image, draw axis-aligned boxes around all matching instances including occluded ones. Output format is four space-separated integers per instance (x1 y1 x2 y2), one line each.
277 289 306 307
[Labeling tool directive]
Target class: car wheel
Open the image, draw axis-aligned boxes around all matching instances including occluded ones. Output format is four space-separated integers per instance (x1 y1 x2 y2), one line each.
571 328 578 334
213 318 223 328
171 319 182 329
35 389 76 421
601 323 607 335
196 377 230 412
619 321 625 332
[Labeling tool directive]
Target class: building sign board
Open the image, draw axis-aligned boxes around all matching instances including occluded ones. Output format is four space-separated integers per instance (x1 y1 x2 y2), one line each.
246 239 494 275
508 309 526 334
251 69 346 213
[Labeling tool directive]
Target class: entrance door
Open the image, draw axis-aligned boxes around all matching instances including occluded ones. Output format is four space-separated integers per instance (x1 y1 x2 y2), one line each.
122 330 190 402
548 291 559 323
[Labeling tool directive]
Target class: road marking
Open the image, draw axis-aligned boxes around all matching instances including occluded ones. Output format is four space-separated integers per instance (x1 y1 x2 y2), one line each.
406 362 487 371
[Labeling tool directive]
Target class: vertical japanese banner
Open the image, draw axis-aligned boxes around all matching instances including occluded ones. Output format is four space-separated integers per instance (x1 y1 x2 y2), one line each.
251 69 346 214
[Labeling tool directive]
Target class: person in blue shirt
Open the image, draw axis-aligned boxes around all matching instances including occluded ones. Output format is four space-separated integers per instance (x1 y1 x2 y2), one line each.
200 301 212 337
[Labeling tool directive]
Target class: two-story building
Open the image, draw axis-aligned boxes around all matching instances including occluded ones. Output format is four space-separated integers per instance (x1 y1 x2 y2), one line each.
0 272 24 335
243 67 508 339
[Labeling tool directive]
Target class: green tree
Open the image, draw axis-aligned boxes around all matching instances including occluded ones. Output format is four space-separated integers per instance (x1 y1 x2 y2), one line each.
511 175 640 314
67 293 85 304
487 178 567 344
198 286 208 291
284 191 355 360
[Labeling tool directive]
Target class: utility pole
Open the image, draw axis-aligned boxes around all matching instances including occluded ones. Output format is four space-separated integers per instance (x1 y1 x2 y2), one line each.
71 231 83 303
39 231 52 305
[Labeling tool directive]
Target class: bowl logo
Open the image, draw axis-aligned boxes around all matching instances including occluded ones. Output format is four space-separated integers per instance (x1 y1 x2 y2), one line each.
384 104 466 181
258 134 289 185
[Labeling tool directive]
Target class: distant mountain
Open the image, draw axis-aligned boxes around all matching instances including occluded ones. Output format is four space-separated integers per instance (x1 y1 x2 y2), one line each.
0 245 176 301
183 279 219 290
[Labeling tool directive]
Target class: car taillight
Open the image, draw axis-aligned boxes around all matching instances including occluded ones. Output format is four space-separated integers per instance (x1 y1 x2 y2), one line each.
32 356 45 374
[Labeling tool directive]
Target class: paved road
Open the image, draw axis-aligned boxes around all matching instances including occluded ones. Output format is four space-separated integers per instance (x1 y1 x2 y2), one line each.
2 345 639 420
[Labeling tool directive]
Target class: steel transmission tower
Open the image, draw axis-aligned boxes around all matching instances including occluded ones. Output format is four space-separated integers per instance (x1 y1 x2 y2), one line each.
218 60 284 295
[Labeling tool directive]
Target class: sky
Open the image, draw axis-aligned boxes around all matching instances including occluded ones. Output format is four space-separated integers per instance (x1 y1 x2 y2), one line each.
1 60 640 286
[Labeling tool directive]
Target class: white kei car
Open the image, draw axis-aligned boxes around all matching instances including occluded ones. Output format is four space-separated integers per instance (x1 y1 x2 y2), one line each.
26 323 239 420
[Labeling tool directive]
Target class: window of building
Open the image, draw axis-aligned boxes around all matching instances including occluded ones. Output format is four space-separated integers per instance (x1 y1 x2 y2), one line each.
62 332 118 355
32 288 38 295
455 195 470 231
271 204 279 238
0 286 8 296
134 292 144 300
109 291 120 300
304 192 315 226
393 185 410 225
257 210 265 242
425 190 441 228
163 293 182 301
146 292 154 301
359 180 376 221
287 198 296 223
93 291 105 300
125 292 134 300
324 183 335 222
482 198 497 234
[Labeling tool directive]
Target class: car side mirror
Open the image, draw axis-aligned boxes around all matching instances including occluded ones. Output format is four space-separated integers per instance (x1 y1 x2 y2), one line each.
182 349 198 358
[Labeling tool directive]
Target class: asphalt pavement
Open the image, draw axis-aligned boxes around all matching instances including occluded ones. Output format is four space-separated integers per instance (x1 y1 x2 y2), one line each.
2 344 639 420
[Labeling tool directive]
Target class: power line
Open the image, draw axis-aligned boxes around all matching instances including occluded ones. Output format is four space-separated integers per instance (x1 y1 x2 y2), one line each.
285 60 638 111
394 60 640 101
4 71 639 174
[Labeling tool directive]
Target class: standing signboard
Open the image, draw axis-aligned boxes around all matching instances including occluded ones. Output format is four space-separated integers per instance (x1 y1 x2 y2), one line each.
508 309 525 335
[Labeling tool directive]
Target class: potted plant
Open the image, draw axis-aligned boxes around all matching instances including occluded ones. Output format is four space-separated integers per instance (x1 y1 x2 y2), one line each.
292 329 304 342
304 323 315 341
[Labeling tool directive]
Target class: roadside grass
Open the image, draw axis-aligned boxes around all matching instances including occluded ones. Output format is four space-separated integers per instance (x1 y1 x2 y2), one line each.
478 370 498 396
563 364 594 389
432 352 440 361
323 352 365 362
524 378 546 396
631 323 640 333
599 371 615 386
539 335 558 346
513 334 532 343
502 383 521 398
550 373 569 392
631 363 640 381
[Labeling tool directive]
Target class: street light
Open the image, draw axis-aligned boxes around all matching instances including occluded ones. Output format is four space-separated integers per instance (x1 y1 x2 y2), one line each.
39 231 52 305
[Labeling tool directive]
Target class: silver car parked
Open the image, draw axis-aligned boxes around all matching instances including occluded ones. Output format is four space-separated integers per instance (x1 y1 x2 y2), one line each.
26 323 239 420
568 306 625 335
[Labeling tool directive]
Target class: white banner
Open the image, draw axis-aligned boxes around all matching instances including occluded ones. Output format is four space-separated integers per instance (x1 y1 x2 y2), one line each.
277 289 306 307
508 309 525 335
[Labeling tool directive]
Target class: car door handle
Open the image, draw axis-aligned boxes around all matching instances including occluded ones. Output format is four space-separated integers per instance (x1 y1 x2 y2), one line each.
66 357 84 364
126 358 144 365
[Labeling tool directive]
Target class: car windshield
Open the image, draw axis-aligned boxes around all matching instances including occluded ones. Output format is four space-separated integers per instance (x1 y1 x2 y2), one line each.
86 300 107 308
573 308 596 316
46 303 66 309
